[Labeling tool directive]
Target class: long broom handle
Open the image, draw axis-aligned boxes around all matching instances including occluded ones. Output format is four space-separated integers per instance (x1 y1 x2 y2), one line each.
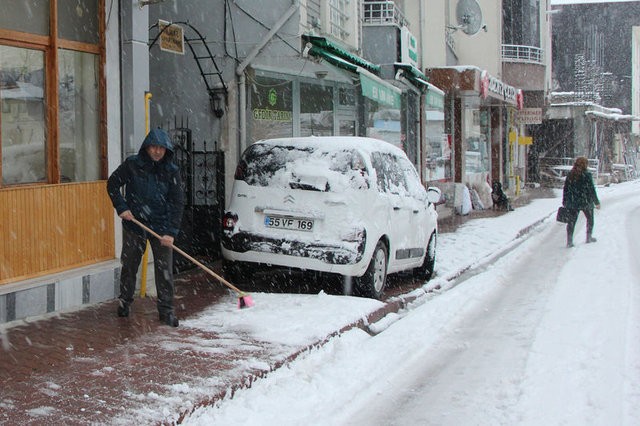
130 217 246 295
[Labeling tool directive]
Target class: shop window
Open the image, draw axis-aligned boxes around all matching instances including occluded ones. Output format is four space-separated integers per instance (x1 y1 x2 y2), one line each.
464 109 490 174
339 119 355 136
58 49 100 182
425 108 450 181
366 99 402 149
300 82 333 136
250 75 293 142
1 45 47 185
338 87 355 107
0 0 104 187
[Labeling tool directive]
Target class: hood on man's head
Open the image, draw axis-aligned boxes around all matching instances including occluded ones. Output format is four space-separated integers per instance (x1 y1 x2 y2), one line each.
139 128 174 154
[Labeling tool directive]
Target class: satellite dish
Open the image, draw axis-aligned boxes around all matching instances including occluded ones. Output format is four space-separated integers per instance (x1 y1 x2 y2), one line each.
456 0 484 35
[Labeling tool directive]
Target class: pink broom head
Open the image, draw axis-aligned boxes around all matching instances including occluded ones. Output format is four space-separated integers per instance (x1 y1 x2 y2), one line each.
237 293 255 309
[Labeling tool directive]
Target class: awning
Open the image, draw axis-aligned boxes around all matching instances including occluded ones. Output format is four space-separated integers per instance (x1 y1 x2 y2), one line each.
394 63 429 84
358 68 402 109
307 46 358 73
425 87 445 110
303 34 380 74
394 63 444 109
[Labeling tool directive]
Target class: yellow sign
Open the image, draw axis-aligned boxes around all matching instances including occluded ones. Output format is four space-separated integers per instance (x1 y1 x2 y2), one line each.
158 20 184 55
518 136 533 145
509 132 533 145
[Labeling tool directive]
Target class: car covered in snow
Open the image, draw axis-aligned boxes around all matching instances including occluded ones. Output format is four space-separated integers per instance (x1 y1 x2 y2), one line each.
221 136 440 299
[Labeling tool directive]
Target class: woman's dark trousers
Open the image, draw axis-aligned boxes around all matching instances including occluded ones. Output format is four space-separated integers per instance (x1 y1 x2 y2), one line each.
565 208 595 245
119 227 175 316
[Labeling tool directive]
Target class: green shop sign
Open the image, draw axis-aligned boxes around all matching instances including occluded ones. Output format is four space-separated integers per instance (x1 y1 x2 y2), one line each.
253 108 293 122
359 72 401 109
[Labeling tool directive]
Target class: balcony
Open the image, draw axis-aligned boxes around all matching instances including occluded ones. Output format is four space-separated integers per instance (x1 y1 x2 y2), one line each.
502 44 544 64
363 1 408 28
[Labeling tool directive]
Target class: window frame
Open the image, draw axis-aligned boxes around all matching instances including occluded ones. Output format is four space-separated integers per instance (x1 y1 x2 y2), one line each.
0 0 106 188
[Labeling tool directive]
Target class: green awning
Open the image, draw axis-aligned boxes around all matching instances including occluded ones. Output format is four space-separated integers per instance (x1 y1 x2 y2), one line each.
308 46 358 73
394 63 445 109
394 63 429 83
303 34 380 74
425 88 445 109
359 69 402 109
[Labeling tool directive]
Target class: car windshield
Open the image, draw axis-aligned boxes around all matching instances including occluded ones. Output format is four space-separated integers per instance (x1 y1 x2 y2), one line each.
238 143 369 191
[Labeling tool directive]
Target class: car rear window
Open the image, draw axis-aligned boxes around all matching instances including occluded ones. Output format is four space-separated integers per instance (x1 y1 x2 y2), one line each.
236 143 369 192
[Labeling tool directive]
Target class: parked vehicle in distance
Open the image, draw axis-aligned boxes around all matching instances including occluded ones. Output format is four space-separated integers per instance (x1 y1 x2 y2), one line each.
221 136 440 299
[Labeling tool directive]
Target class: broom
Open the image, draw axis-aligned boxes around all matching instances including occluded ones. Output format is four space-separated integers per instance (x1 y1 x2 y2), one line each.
130 217 255 309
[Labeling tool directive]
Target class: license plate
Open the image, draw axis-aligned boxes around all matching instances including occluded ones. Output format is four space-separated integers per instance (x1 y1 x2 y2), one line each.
264 215 314 232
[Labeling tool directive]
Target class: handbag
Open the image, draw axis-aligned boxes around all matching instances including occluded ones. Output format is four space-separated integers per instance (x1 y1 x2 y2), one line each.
556 206 570 223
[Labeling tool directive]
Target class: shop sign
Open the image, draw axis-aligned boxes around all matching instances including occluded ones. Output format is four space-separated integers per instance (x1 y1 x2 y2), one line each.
158 20 184 55
360 71 401 109
480 70 517 105
509 131 534 146
516 108 543 124
519 136 533 145
252 109 292 122
400 27 419 67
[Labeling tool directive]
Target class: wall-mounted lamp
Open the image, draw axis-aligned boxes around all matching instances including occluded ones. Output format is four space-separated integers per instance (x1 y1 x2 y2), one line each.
315 70 328 79
210 88 226 118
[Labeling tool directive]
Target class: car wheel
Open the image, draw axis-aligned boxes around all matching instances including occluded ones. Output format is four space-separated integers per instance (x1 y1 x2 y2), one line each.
356 241 388 299
414 232 436 281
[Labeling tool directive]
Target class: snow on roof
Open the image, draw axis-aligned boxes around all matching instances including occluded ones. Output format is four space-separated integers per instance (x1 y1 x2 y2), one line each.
427 65 483 73
585 110 640 121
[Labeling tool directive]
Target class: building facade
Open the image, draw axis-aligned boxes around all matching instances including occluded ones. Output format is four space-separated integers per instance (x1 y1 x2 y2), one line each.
0 0 121 323
418 0 529 208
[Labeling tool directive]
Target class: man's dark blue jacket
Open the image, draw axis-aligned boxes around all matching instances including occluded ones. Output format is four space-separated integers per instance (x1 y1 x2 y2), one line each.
107 129 184 237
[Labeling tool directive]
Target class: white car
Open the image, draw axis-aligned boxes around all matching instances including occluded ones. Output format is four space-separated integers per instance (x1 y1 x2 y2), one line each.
221 136 440 299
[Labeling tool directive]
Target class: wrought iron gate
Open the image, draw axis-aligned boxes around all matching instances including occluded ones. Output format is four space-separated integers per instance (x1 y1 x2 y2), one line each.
167 118 225 272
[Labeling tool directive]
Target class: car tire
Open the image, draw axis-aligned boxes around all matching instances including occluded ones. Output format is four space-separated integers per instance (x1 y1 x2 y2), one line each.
355 241 388 299
414 232 436 281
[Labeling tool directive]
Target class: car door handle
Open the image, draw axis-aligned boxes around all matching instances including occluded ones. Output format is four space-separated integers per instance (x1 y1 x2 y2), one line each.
413 209 419 214
393 206 401 211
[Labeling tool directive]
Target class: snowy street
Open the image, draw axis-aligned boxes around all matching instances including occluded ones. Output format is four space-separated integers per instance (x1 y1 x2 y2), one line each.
184 181 640 425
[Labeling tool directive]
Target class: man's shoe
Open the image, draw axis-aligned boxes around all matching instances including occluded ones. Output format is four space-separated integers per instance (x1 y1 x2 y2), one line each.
567 242 574 248
159 312 179 327
117 301 129 317
586 236 597 243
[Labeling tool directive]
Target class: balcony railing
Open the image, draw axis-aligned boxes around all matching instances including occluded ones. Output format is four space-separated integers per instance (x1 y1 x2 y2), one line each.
363 1 408 28
502 44 544 64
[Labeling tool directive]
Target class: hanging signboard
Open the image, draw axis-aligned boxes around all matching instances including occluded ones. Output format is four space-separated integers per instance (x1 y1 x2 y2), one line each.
516 108 543 125
400 27 419 67
158 20 185 55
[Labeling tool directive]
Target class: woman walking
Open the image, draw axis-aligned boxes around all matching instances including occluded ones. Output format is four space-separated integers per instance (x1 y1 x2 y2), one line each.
562 157 601 247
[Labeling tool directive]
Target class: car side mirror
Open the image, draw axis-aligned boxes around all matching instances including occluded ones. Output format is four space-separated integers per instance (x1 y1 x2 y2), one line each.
426 186 444 205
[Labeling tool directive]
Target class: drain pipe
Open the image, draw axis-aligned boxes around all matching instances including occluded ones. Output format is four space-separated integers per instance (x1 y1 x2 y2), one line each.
236 0 299 159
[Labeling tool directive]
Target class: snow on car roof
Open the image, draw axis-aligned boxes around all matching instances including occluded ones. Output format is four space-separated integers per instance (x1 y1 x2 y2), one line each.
253 136 406 156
